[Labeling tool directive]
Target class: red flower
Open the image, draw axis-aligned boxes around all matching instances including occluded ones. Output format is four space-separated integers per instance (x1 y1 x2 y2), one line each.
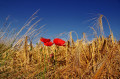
44 42 53 46
40 37 51 43
53 38 65 46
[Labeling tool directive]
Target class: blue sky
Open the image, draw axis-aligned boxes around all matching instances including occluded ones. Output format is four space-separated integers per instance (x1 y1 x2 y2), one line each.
0 0 120 42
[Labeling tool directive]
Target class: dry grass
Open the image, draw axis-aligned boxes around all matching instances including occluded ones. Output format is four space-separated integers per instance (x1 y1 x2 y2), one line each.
0 14 120 79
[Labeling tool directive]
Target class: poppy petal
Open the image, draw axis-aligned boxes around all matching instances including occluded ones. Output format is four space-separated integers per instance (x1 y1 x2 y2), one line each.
40 37 51 43
44 42 53 46
53 38 65 46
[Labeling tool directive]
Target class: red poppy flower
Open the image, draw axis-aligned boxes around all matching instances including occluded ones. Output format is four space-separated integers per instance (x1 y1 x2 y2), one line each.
44 42 53 46
40 37 51 43
53 38 65 46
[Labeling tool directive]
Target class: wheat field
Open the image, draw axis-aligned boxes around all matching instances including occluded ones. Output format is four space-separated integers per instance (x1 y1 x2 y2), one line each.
0 13 120 79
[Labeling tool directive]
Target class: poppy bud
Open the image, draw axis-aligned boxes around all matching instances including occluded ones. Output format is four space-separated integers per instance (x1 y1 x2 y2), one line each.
50 53 54 59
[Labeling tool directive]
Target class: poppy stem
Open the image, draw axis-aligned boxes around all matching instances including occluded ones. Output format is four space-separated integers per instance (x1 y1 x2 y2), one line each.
43 46 47 79
54 45 59 79
47 46 50 70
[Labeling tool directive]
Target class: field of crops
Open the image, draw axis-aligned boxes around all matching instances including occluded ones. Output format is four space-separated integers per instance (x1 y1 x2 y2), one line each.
0 14 120 79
